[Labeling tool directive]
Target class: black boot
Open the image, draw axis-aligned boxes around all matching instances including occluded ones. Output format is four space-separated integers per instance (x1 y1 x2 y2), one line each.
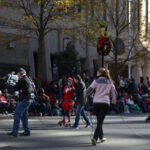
7 132 18 137
20 132 30 136
145 117 150 122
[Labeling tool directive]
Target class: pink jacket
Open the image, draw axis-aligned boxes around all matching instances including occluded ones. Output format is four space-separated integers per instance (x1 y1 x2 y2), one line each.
0 95 7 104
86 77 116 105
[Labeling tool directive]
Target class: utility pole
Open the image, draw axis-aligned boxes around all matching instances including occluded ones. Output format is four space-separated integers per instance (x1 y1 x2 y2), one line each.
128 0 132 79
114 0 119 88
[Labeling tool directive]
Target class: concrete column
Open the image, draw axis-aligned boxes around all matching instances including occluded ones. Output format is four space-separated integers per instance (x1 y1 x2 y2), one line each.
57 29 61 52
44 37 52 81
28 38 35 78
85 43 94 77
142 60 150 81
87 57 94 77
132 63 143 84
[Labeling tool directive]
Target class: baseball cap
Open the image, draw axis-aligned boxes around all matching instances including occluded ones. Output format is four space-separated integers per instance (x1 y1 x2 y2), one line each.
17 68 26 75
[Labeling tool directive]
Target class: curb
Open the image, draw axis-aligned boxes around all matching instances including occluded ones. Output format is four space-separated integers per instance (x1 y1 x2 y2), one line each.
0 114 13 119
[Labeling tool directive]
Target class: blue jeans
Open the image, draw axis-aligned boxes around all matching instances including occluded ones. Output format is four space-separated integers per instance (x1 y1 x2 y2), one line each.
47 104 52 116
12 100 31 134
53 108 60 116
41 103 46 116
73 104 90 127
37 103 52 116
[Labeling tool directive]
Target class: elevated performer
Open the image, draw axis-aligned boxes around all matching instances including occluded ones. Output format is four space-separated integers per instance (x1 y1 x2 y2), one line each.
58 77 75 127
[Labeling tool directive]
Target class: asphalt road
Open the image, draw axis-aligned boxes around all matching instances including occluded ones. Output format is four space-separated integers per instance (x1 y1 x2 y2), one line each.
0 114 150 150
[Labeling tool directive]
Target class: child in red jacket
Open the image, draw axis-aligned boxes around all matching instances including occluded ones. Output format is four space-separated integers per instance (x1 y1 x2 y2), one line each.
58 77 75 127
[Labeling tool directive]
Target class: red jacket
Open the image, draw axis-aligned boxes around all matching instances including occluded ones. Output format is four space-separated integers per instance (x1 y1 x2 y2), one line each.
63 85 75 100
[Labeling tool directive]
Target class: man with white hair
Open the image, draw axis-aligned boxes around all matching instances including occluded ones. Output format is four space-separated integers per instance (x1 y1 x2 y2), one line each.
8 68 33 137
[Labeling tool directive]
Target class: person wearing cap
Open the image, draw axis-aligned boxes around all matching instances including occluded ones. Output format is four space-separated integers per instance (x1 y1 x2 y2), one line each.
58 77 75 127
8 68 33 137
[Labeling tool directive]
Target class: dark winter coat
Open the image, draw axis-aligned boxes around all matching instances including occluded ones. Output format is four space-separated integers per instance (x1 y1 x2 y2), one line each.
14 75 33 101
75 80 87 106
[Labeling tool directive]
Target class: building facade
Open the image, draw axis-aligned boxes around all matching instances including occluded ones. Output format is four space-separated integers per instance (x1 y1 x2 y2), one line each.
0 0 150 84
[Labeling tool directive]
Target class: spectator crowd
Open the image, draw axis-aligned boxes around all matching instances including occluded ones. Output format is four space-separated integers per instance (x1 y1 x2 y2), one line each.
0 74 150 119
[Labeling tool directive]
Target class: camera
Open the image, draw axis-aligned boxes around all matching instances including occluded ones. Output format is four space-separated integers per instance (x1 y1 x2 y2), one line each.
6 72 19 86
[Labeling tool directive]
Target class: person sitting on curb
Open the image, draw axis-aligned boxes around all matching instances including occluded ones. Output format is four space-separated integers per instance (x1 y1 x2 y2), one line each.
37 88 52 116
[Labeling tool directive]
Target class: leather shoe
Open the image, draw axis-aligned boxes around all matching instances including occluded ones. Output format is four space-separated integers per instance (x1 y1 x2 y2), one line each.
20 132 30 136
7 132 18 137
145 117 150 122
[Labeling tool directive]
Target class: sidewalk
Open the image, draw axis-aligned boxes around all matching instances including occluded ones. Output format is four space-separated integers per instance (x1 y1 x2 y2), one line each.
0 114 150 150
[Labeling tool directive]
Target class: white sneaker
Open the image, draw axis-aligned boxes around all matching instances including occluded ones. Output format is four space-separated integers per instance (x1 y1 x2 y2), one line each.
100 138 107 143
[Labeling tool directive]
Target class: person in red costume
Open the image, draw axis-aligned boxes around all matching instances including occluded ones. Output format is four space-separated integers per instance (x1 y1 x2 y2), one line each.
58 77 75 127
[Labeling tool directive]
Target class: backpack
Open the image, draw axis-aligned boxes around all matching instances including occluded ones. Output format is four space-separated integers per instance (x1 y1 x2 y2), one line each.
27 76 36 93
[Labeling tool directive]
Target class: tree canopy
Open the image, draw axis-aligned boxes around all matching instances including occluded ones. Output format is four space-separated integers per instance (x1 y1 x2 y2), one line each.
0 0 87 86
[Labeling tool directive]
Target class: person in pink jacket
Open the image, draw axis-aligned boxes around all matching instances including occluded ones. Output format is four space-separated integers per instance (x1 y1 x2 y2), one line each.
0 90 8 114
86 68 116 146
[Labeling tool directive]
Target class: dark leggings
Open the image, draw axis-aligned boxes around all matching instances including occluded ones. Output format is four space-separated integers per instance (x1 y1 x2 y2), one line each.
93 103 110 140
62 110 70 116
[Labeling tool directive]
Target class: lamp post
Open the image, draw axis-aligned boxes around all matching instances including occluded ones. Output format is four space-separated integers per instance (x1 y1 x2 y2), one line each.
101 47 104 67
128 0 132 79
97 36 111 68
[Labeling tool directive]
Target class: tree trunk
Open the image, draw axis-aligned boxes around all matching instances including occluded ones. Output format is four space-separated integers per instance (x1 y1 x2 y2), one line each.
37 1 47 88
37 31 46 88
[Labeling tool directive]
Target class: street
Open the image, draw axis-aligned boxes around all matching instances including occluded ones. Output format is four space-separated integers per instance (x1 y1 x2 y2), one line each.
0 114 150 150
